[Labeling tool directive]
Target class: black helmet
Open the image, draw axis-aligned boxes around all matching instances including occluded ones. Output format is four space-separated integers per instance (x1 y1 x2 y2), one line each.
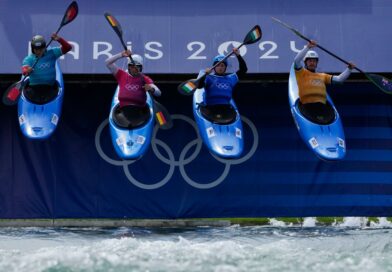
31 35 46 51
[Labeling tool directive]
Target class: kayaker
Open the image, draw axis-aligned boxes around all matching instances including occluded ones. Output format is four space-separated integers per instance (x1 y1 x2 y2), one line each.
196 48 247 120
198 48 247 104
105 50 161 122
22 34 72 103
106 50 161 127
294 40 355 124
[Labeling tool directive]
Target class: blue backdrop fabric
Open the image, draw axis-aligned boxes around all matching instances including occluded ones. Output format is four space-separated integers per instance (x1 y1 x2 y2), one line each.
1 81 392 219
1 0 392 218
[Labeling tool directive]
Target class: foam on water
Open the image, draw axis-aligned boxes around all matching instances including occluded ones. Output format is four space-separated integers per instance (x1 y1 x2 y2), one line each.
0 223 392 272
302 217 317 227
339 217 369 228
370 217 392 228
269 218 292 227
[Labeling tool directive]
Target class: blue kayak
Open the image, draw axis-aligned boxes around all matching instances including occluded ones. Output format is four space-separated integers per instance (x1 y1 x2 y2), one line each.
109 87 154 160
18 61 64 140
193 71 244 159
289 64 346 161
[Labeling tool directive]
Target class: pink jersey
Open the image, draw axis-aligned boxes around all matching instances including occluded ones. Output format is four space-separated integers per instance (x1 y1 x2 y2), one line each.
115 69 153 107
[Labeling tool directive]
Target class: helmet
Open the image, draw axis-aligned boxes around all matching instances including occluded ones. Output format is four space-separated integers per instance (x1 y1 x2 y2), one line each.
303 50 319 62
128 54 143 66
212 55 228 66
128 54 143 71
31 35 46 50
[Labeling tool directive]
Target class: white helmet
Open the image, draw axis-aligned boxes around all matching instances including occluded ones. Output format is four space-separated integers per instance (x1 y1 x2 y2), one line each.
303 50 319 62
128 54 143 66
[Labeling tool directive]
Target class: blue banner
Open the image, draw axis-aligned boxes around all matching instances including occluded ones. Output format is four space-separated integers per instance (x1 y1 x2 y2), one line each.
1 81 392 219
1 0 391 74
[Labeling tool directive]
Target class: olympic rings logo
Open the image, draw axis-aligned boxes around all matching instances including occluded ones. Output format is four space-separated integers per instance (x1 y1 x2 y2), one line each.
215 82 231 89
95 114 258 190
37 62 51 69
124 83 141 91
310 79 323 86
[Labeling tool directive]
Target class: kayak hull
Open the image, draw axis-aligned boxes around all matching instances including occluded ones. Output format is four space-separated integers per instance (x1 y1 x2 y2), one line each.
289 64 346 161
18 61 64 140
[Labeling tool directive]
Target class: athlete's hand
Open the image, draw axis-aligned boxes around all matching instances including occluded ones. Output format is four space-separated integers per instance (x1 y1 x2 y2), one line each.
24 66 34 75
307 40 317 48
51 33 60 41
144 84 153 92
122 49 132 58
348 62 356 70
233 47 240 56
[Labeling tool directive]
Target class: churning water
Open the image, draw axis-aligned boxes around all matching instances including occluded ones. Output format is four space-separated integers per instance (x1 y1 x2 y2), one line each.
1 218 392 272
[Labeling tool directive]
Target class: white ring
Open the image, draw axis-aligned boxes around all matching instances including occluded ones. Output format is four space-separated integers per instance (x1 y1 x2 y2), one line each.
95 113 258 190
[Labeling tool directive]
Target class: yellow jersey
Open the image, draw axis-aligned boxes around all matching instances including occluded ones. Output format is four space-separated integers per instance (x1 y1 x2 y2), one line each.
295 68 332 104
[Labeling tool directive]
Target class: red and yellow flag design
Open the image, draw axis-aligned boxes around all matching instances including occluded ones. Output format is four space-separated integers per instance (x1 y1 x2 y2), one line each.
106 15 118 27
155 111 167 126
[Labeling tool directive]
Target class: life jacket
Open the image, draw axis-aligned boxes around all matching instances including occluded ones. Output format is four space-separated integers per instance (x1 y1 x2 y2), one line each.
116 70 147 107
204 73 238 105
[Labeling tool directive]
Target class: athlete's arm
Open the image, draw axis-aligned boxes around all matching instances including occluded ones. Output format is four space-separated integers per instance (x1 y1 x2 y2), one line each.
105 53 123 75
144 76 161 96
294 46 309 70
236 54 248 78
51 33 72 54
22 56 33 75
332 67 352 84
195 71 210 89
146 84 161 97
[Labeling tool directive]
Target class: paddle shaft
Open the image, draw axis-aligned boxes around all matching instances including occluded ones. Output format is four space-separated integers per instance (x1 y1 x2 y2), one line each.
117 38 135 64
115 33 158 91
177 25 261 95
21 21 69 85
208 24 261 71
295 34 365 74
30 32 59 68
23 1 78 78
104 13 150 81
110 24 173 127
272 17 392 95
110 24 163 107
2 1 77 106
116 38 150 82
210 43 245 70
272 17 364 74
195 43 245 84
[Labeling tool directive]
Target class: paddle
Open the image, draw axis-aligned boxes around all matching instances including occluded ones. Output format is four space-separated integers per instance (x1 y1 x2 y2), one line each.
2 1 79 106
177 25 262 96
104 12 173 130
272 17 392 95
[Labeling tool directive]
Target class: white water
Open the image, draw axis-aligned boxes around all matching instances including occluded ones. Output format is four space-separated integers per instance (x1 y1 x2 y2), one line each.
1 219 392 272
